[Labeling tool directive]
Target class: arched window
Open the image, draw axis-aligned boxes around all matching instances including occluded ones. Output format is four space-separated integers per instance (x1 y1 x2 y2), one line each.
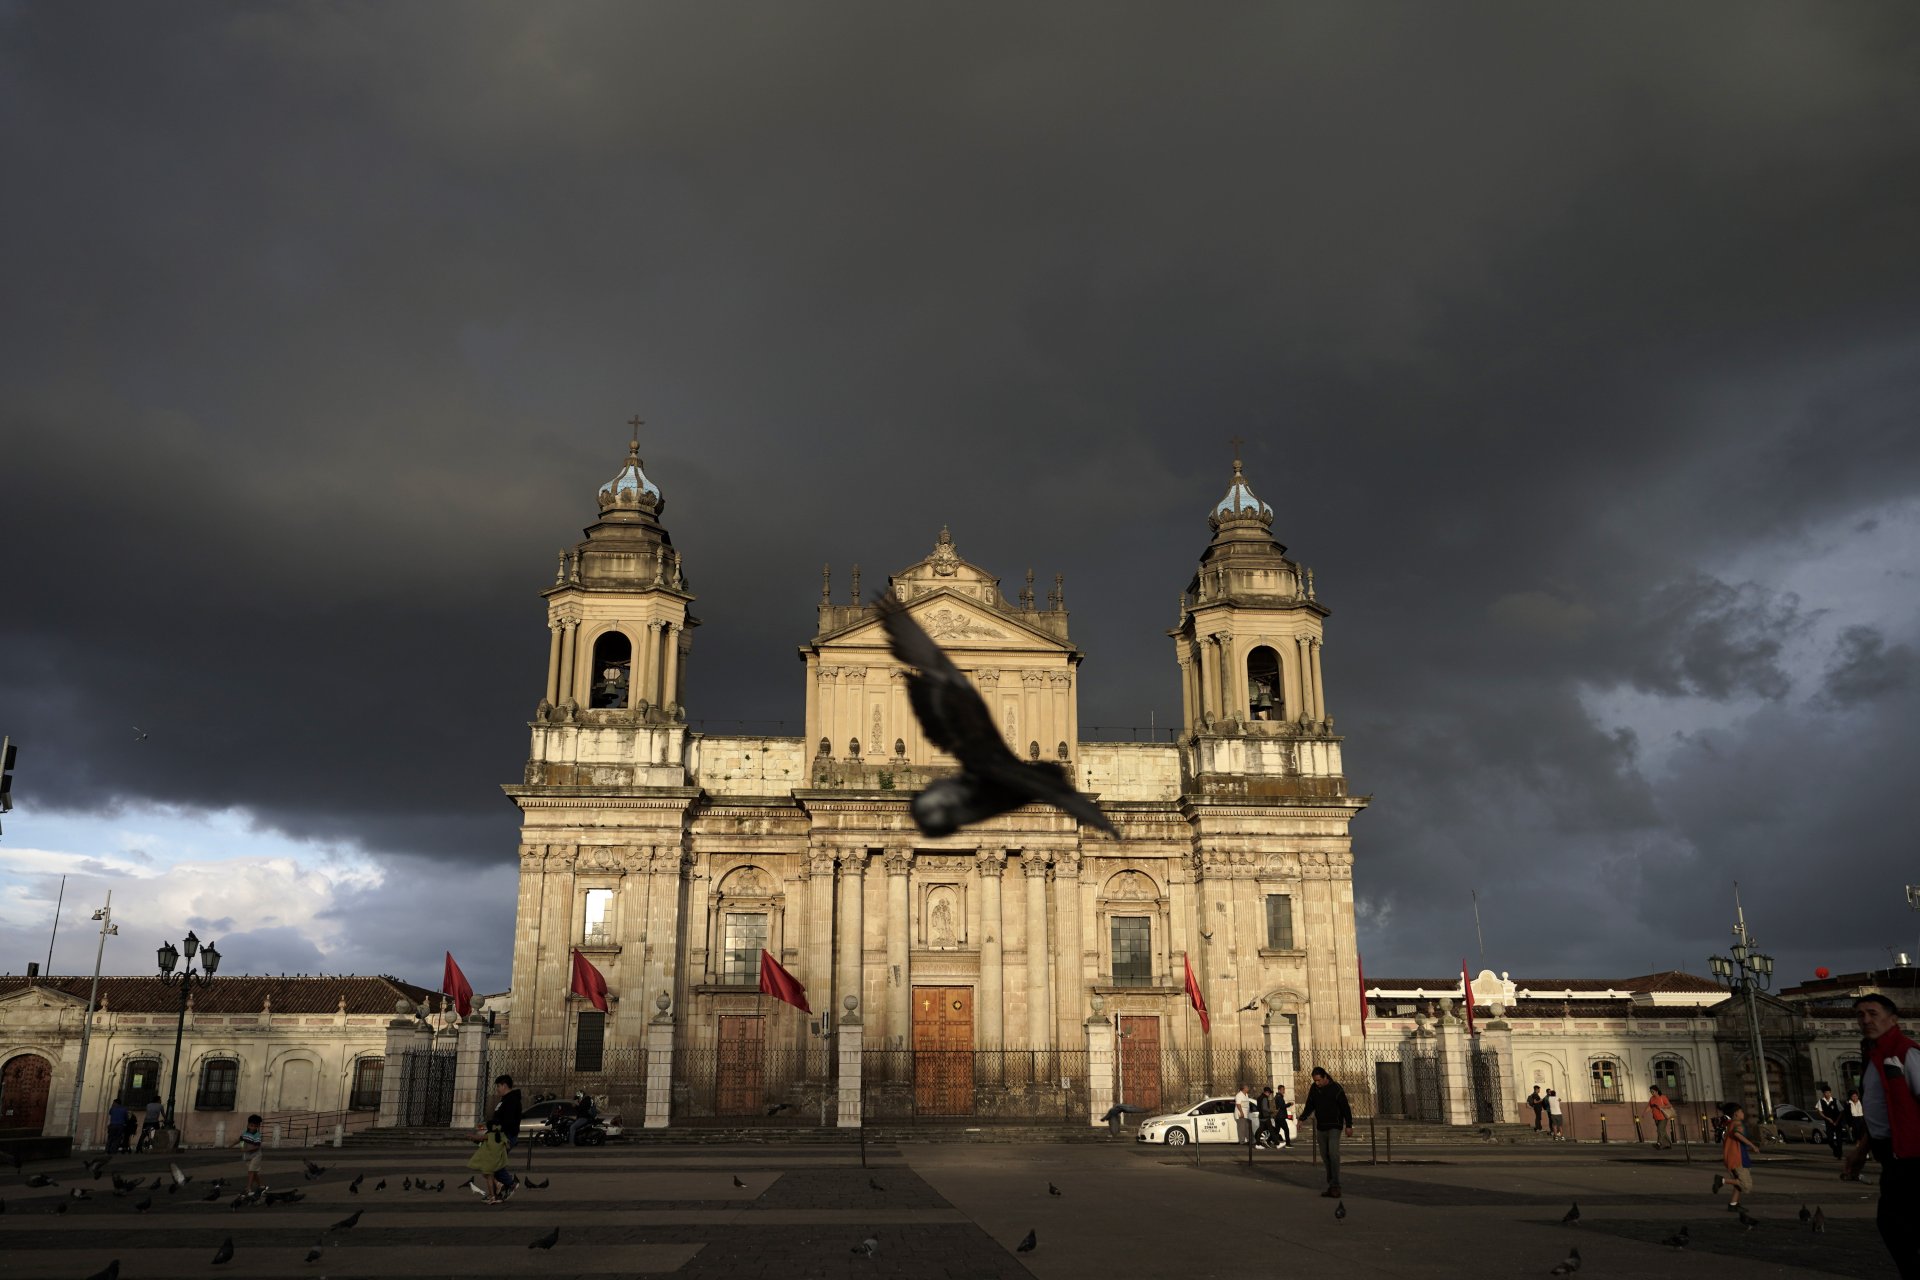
195 1058 239 1111
712 865 780 985
121 1057 162 1110
1840 1059 1865 1095
348 1058 384 1111
1588 1057 1624 1102
589 630 632 708
1652 1058 1687 1101
1246 647 1283 721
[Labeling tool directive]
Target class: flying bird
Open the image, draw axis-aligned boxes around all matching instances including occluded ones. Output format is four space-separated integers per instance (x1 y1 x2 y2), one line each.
210 1236 234 1266
168 1163 190 1186
1048 1182 1062 1197
875 592 1118 839
1016 1229 1038 1253
132 727 148 741
1335 1200 1347 1222
83 1158 109 1181
1812 1207 1827 1233
83 1261 120 1280
111 1174 141 1194
329 1210 362 1232
732 1176 746 1189
1549 1246 1582 1275
25 1174 58 1188
1561 1201 1580 1226
1662 1225 1690 1249
302 1160 326 1180
529 1227 560 1251
852 1235 879 1257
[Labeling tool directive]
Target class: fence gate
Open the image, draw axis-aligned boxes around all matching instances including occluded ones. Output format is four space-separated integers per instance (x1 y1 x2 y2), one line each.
1469 1046 1504 1125
1407 1048 1443 1122
399 1049 455 1127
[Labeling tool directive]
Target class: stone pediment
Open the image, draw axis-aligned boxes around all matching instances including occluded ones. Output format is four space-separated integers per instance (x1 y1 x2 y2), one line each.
0 983 86 1011
826 590 1074 656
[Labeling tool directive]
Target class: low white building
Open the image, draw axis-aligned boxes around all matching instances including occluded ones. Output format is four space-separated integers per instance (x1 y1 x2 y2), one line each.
0 974 436 1149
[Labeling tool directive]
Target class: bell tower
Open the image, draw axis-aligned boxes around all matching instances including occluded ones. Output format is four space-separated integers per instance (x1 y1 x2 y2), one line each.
534 420 699 749
1171 448 1347 797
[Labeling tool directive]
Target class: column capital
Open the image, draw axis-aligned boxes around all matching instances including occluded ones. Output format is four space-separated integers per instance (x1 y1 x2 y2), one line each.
975 848 1007 877
883 849 913 876
838 848 870 870
1021 853 1051 879
1052 851 1083 878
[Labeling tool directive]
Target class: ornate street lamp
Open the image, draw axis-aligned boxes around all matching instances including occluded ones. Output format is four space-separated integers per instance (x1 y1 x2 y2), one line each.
1708 893 1774 1124
156 930 221 1143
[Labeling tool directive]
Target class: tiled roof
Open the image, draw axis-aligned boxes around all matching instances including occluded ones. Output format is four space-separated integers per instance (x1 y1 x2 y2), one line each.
0 974 437 1015
1367 970 1723 995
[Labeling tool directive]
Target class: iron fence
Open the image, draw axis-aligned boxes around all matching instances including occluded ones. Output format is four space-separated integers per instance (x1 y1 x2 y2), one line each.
863 1049 1088 1124
398 1049 455 1127
486 1046 649 1126
675 1045 833 1125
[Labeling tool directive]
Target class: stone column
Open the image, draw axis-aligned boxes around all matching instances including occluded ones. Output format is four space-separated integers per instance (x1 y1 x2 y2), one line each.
1476 1015 1517 1124
1197 639 1217 720
805 851 837 1037
1023 853 1052 1048
557 621 578 706
1086 1006 1115 1128
1308 638 1324 720
837 851 868 1018
661 624 681 711
450 1015 491 1131
978 851 1006 1046
1052 853 1084 1050
543 623 562 706
885 849 911 1050
836 1000 864 1128
375 1018 415 1129
644 994 675 1129
1432 1014 1476 1126
1295 637 1312 722
1263 1000 1297 1097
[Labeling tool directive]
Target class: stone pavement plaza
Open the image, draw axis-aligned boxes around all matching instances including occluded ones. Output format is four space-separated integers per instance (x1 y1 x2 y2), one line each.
0 1137 1894 1279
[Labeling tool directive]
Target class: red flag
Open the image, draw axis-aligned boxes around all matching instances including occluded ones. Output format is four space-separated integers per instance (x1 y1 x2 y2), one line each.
1183 953 1210 1035
1359 951 1368 1034
441 951 474 1018
570 949 609 1013
1462 958 1476 1035
758 949 810 1013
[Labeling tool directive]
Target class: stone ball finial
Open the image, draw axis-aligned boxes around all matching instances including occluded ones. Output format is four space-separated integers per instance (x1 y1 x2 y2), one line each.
843 995 860 1013
1089 993 1106 1015
656 991 671 1014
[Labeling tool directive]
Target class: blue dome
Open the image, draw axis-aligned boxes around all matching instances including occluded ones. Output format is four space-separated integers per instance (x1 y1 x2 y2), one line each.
1209 459 1272 529
597 436 663 514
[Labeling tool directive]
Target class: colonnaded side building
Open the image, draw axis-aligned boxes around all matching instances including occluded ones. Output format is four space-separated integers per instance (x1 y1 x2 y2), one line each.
499 434 1366 1118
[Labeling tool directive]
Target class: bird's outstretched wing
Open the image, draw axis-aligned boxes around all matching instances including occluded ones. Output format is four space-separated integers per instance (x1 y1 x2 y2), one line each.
980 755 1118 838
875 593 1012 770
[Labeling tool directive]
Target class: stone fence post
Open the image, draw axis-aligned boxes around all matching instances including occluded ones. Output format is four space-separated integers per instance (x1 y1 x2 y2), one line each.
1086 1008 1115 1128
644 992 675 1129
376 1017 415 1129
450 1014 491 1131
836 997 863 1128
1433 1015 1477 1126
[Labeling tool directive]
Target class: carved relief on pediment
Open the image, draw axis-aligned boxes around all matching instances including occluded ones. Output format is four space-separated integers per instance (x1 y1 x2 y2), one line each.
716 865 775 898
578 846 625 875
1103 870 1160 900
921 608 1007 641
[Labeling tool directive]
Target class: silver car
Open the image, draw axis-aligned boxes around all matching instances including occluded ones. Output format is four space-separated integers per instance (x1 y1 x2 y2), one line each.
1770 1104 1829 1144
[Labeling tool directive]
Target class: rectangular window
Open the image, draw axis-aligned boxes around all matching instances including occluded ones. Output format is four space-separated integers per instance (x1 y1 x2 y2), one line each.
583 888 614 947
348 1058 384 1111
195 1060 238 1111
1266 894 1295 950
574 1011 606 1073
721 913 769 984
1110 916 1153 986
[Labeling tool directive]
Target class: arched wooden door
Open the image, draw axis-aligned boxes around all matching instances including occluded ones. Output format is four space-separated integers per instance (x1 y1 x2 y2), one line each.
2 1053 54 1131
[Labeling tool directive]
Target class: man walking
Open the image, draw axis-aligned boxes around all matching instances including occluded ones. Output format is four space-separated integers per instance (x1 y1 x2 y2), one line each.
106 1097 130 1154
1297 1066 1354 1197
1273 1083 1292 1148
1648 1086 1674 1148
482 1074 524 1199
1817 1082 1847 1160
1841 993 1920 1279
1255 1086 1276 1148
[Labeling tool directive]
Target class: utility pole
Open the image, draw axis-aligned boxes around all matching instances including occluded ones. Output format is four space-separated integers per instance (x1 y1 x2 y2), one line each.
67 892 118 1141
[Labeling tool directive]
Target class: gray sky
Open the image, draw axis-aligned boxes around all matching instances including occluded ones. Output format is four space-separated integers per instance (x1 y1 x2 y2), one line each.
3 3 1919 995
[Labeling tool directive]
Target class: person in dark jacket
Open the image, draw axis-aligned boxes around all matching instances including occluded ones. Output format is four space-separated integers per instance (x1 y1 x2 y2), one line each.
483 1074 524 1199
1296 1066 1355 1196
1817 1083 1848 1160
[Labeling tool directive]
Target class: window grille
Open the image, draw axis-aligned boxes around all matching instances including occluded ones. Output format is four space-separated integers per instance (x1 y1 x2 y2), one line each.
195 1059 238 1111
1110 916 1153 985
1266 894 1295 949
721 913 769 984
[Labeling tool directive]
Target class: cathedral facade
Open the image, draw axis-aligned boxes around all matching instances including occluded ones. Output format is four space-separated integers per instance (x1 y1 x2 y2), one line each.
503 435 1367 1115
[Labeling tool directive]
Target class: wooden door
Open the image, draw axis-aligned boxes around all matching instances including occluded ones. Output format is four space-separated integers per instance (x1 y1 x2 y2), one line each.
1119 1016 1161 1113
715 1015 766 1116
913 986 975 1115
1 1053 53 1131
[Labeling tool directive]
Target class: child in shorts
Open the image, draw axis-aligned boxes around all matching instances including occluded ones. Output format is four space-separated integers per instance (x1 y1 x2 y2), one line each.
1713 1104 1758 1208
235 1114 265 1193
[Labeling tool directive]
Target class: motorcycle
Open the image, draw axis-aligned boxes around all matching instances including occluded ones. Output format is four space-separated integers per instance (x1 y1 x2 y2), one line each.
536 1096 608 1147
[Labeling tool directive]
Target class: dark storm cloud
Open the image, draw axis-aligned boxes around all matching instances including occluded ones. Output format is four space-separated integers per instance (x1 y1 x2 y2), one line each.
3 3 1919 985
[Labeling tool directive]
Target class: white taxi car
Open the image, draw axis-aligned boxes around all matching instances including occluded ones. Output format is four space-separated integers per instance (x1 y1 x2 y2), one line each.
1136 1096 1278 1147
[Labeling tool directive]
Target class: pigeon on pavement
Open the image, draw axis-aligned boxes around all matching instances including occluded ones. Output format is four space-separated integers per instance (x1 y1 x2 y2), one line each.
1562 1202 1580 1226
374 1179 386 1191
529 1227 560 1250
1799 1205 1812 1225
210 1237 234 1265
523 1177 550 1189
1662 1225 1691 1249
26 1174 58 1188
329 1210 362 1232
1812 1207 1827 1233
732 1176 746 1189
305 1246 322 1264
1549 1246 1582 1275
1335 1201 1347 1222
876 592 1117 838
852 1235 879 1257
1048 1183 1062 1197
348 1174 363 1194
83 1261 120 1280
1016 1229 1038 1253
869 1178 885 1192
132 1197 151 1213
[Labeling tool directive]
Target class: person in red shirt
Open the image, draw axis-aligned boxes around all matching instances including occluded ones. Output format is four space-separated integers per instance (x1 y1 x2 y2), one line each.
1647 1086 1675 1148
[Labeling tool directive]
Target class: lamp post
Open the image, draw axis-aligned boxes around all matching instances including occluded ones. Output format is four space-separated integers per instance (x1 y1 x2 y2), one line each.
156 930 221 1142
1708 906 1775 1124
65 892 118 1141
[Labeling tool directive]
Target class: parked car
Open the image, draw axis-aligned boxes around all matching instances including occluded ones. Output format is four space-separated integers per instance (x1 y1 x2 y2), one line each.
1136 1097 1261 1147
1771 1104 1829 1144
520 1097 625 1141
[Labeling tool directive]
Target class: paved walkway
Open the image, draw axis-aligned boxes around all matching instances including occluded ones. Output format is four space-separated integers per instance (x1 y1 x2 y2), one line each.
0 1138 1891 1278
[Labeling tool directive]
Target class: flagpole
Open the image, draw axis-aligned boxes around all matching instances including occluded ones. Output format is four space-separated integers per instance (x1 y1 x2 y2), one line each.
1472 890 1486 966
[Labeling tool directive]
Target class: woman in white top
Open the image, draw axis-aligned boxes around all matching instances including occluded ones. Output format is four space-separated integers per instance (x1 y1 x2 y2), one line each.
1545 1089 1565 1139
